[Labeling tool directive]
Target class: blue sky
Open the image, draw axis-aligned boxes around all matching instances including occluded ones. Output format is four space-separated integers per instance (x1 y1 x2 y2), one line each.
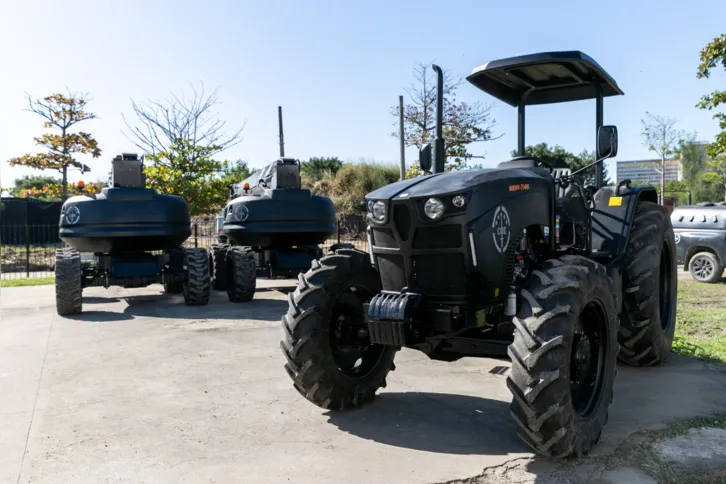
1 0 725 188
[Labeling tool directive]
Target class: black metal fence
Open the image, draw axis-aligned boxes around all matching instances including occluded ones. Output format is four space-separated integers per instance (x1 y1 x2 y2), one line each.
0 217 369 280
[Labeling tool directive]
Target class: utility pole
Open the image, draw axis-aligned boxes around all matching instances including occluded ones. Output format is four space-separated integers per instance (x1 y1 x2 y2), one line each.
278 106 285 157
399 95 405 180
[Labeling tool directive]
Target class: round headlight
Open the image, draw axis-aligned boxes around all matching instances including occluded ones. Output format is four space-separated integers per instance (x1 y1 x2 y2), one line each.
424 198 445 219
452 195 466 208
372 201 386 222
233 203 249 222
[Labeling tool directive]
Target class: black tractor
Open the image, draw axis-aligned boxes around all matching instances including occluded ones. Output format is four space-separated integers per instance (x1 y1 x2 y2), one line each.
210 109 338 302
280 51 678 459
55 153 211 315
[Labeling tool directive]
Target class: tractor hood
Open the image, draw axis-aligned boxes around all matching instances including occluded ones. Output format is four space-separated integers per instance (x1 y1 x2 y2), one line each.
366 167 551 200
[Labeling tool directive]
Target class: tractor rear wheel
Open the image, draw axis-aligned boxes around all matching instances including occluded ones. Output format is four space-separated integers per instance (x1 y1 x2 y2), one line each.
226 246 256 302
210 244 229 290
508 255 618 459
619 201 677 366
55 248 83 316
183 248 211 306
281 248 397 410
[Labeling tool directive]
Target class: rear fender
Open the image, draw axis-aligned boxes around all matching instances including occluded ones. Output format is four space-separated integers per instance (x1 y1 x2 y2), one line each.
591 184 657 267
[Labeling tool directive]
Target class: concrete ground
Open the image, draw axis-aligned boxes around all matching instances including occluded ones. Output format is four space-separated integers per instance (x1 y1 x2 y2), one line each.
2 282 726 484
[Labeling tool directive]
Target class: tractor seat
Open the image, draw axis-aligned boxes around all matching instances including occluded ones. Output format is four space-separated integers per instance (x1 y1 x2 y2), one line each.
496 156 539 169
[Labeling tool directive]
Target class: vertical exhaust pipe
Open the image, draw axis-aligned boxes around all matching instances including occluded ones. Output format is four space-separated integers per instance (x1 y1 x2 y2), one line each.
278 106 285 157
432 64 445 174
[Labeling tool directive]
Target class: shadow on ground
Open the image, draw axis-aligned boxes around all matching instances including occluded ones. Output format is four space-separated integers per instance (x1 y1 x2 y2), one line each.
326 391 527 456
64 286 291 323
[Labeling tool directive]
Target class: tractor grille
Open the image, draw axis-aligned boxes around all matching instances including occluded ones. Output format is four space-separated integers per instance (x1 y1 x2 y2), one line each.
413 254 467 295
372 228 396 248
378 254 406 291
393 204 412 241
501 235 522 289
413 225 462 249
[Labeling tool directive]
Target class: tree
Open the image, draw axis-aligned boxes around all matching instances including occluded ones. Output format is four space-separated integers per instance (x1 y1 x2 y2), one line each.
696 33 726 158
702 155 726 202
640 112 683 204
393 63 497 171
124 84 243 157
16 181 100 200
308 162 400 213
124 84 245 215
510 143 609 185
7 92 101 200
13 175 60 192
220 159 254 186
678 135 706 183
143 140 229 216
301 157 343 187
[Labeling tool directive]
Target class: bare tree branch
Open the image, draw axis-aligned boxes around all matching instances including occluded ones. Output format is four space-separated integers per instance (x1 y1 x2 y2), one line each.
123 82 245 159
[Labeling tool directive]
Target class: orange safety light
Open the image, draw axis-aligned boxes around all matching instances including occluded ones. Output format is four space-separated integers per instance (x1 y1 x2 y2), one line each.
243 182 250 190
77 180 85 188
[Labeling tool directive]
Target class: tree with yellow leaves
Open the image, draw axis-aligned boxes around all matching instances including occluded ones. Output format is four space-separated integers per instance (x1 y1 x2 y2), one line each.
7 91 101 201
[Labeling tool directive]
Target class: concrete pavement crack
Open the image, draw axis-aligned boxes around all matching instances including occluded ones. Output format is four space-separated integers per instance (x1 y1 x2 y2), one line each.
15 312 56 484
428 456 533 484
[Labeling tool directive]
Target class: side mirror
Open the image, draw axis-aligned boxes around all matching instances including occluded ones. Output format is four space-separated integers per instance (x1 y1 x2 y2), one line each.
419 143 432 172
597 125 618 159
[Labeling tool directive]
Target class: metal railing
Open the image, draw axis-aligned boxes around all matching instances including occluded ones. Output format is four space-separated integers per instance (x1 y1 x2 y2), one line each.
0 217 369 280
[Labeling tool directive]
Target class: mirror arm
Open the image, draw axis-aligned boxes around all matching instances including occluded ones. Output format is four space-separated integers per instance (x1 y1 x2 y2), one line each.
566 154 610 179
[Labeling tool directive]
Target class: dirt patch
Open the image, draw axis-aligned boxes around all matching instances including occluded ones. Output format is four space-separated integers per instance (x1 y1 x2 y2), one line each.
436 416 726 484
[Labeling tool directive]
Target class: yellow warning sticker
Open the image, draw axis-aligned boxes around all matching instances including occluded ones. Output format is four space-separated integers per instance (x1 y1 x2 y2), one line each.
608 196 623 207
494 287 499 297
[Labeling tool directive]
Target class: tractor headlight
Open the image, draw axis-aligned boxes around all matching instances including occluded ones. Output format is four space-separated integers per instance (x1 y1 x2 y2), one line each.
371 201 386 222
424 198 445 220
452 195 466 208
233 203 249 222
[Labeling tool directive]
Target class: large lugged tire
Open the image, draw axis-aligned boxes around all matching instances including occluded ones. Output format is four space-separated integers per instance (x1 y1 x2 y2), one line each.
183 248 211 306
55 248 83 315
689 251 723 283
619 201 677 366
226 246 256 302
164 247 184 294
508 255 618 459
210 244 229 290
281 248 397 410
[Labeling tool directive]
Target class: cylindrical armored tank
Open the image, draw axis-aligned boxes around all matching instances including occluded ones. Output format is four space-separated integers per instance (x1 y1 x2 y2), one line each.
222 158 336 248
59 154 191 254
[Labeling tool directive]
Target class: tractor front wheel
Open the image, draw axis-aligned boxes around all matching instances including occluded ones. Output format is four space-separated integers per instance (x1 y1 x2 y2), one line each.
280 248 397 410
508 255 618 459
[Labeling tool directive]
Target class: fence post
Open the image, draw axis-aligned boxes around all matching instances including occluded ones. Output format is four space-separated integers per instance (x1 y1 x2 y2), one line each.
194 223 198 248
25 224 30 277
337 218 341 245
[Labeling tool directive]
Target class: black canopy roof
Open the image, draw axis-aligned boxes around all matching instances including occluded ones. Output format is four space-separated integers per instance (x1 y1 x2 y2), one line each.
466 51 623 107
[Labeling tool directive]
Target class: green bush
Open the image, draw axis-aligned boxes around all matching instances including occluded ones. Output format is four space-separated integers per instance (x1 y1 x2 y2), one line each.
310 162 400 213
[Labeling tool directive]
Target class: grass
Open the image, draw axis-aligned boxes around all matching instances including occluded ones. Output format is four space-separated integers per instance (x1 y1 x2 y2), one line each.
672 279 726 363
0 276 55 287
